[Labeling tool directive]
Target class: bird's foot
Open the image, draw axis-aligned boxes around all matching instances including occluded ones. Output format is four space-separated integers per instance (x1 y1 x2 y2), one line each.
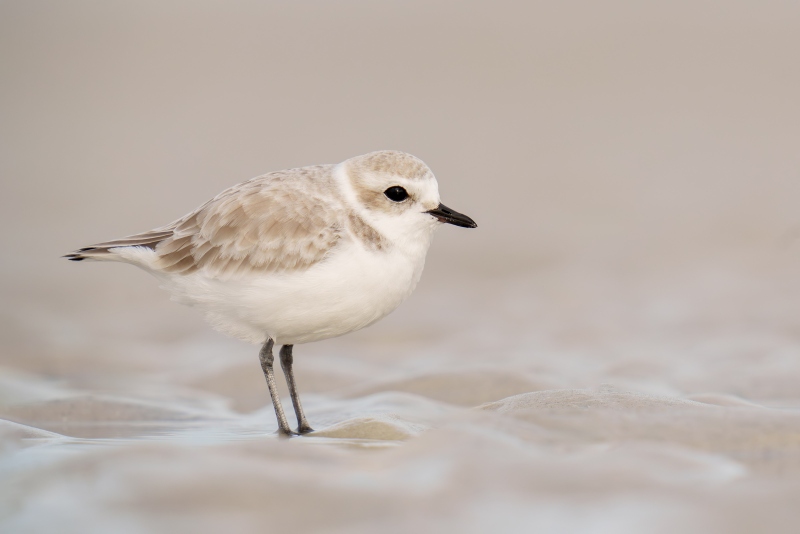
276 428 298 438
296 424 315 435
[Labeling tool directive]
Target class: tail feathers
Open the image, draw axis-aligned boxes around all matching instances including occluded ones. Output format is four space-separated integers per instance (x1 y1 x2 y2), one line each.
64 246 117 261
64 229 174 262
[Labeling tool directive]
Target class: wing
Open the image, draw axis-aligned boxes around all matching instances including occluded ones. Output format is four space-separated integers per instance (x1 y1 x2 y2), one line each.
154 166 344 278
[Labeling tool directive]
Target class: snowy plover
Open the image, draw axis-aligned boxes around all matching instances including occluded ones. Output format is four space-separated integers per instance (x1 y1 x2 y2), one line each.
66 151 476 435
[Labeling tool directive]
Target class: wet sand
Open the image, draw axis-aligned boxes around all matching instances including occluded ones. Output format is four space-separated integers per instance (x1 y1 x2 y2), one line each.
3 1 800 532
4 267 800 533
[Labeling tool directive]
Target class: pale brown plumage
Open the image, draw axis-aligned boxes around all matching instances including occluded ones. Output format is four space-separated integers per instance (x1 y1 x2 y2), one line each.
346 151 434 213
155 165 344 277
68 163 388 277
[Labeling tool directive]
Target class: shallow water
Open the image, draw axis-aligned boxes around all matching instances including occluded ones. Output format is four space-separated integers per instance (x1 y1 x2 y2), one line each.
4 1 800 532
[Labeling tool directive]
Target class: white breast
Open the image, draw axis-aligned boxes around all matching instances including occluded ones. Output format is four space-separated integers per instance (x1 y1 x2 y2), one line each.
160 236 432 345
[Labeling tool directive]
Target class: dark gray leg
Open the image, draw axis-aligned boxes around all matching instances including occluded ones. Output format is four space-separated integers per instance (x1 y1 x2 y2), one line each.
279 345 314 434
259 339 294 436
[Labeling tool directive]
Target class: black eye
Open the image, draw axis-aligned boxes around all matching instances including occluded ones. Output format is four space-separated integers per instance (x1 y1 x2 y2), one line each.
384 186 409 202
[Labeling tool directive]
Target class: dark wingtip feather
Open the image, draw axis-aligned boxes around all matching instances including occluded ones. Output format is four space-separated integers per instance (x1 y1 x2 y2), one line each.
62 229 173 264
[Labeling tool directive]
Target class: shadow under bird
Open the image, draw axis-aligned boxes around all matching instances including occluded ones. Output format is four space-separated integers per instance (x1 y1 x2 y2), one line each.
65 150 477 436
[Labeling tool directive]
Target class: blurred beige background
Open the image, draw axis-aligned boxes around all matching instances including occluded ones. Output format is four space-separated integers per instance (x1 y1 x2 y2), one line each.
3 0 800 377
2 2 800 533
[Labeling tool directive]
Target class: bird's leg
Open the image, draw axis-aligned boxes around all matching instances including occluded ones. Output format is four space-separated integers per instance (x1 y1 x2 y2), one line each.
259 339 294 436
279 345 314 434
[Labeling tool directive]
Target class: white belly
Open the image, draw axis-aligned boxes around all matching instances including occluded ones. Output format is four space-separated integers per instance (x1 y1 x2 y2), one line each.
160 240 429 345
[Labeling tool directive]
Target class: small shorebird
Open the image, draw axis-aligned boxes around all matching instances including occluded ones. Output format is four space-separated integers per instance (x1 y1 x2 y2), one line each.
66 151 477 435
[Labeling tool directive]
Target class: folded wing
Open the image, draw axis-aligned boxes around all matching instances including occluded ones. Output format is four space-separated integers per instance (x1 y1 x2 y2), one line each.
67 166 345 278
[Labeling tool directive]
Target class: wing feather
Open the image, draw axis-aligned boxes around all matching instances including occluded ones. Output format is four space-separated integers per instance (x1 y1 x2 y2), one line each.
65 164 383 271
154 165 344 278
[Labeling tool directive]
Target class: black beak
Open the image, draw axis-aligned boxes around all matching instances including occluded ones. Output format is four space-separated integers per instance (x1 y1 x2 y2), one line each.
426 203 477 228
